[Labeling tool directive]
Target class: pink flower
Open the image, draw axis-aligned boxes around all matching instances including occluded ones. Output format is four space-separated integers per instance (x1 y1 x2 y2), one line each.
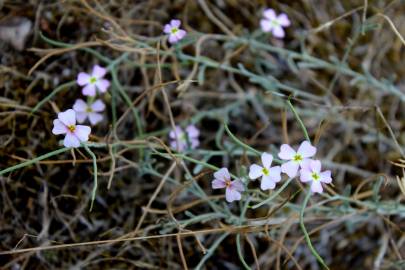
163 19 187 44
278 141 316 178
169 125 199 151
77 65 110 97
212 168 245 202
299 160 332 193
52 109 91 148
249 153 281 190
73 99 105 125
260 8 290 38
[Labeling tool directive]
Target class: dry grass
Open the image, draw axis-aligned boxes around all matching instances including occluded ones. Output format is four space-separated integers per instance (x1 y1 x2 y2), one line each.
0 0 404 269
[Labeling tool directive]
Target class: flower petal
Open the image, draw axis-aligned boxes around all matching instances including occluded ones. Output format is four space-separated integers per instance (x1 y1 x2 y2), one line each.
300 158 312 170
190 138 200 149
63 133 80 148
268 166 281 182
261 175 276 190
52 119 67 135
272 26 285 38
230 180 245 192
88 113 103 125
58 109 76 126
297 141 317 158
214 168 230 181
311 181 323 193
260 19 273 32
82 84 96 96
170 139 186 151
92 65 107 78
261 152 273 169
225 187 241 202
263 9 276 20
310 160 322 173
163 24 172 34
176 29 186 40
73 99 87 112
249 164 263 180
320 170 332 184
281 160 299 178
169 126 183 139
170 19 181 28
91 99 105 112
278 144 296 160
212 179 226 189
277 13 291 26
74 125 91 142
75 112 87 123
299 169 312 182
95 79 110 93
186 125 199 138
168 34 179 44
77 72 90 86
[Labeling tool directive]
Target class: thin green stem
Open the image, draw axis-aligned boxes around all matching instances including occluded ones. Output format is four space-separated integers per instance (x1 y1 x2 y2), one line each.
195 233 229 270
236 234 251 270
251 177 294 209
0 148 70 176
84 145 98 212
236 197 252 270
287 99 310 142
30 81 76 113
300 189 329 269
224 122 261 156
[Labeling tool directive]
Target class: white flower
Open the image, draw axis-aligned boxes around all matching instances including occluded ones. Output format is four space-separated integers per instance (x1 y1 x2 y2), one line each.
278 141 317 178
249 153 281 190
77 65 110 96
163 19 187 44
52 109 91 148
73 99 105 125
260 9 291 38
300 159 332 193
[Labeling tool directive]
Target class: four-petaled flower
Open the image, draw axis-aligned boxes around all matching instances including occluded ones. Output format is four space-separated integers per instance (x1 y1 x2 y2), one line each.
212 168 245 202
163 19 187 44
249 153 281 190
52 109 91 148
260 8 290 38
278 141 316 178
169 125 199 151
77 65 110 97
73 99 105 125
300 159 332 193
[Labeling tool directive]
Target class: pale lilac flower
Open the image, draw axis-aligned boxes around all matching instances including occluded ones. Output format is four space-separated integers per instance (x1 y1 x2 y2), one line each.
212 168 244 203
260 9 290 38
77 65 110 96
52 109 91 148
300 160 332 193
278 141 316 178
169 125 199 151
73 99 105 125
249 153 281 190
163 19 186 44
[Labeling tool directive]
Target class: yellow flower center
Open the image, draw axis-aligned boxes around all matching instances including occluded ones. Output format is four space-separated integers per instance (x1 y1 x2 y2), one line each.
262 167 269 176
271 19 280 27
224 179 231 188
89 77 97 84
86 107 93 113
293 154 302 162
171 27 179 34
311 172 320 181
67 125 76 133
